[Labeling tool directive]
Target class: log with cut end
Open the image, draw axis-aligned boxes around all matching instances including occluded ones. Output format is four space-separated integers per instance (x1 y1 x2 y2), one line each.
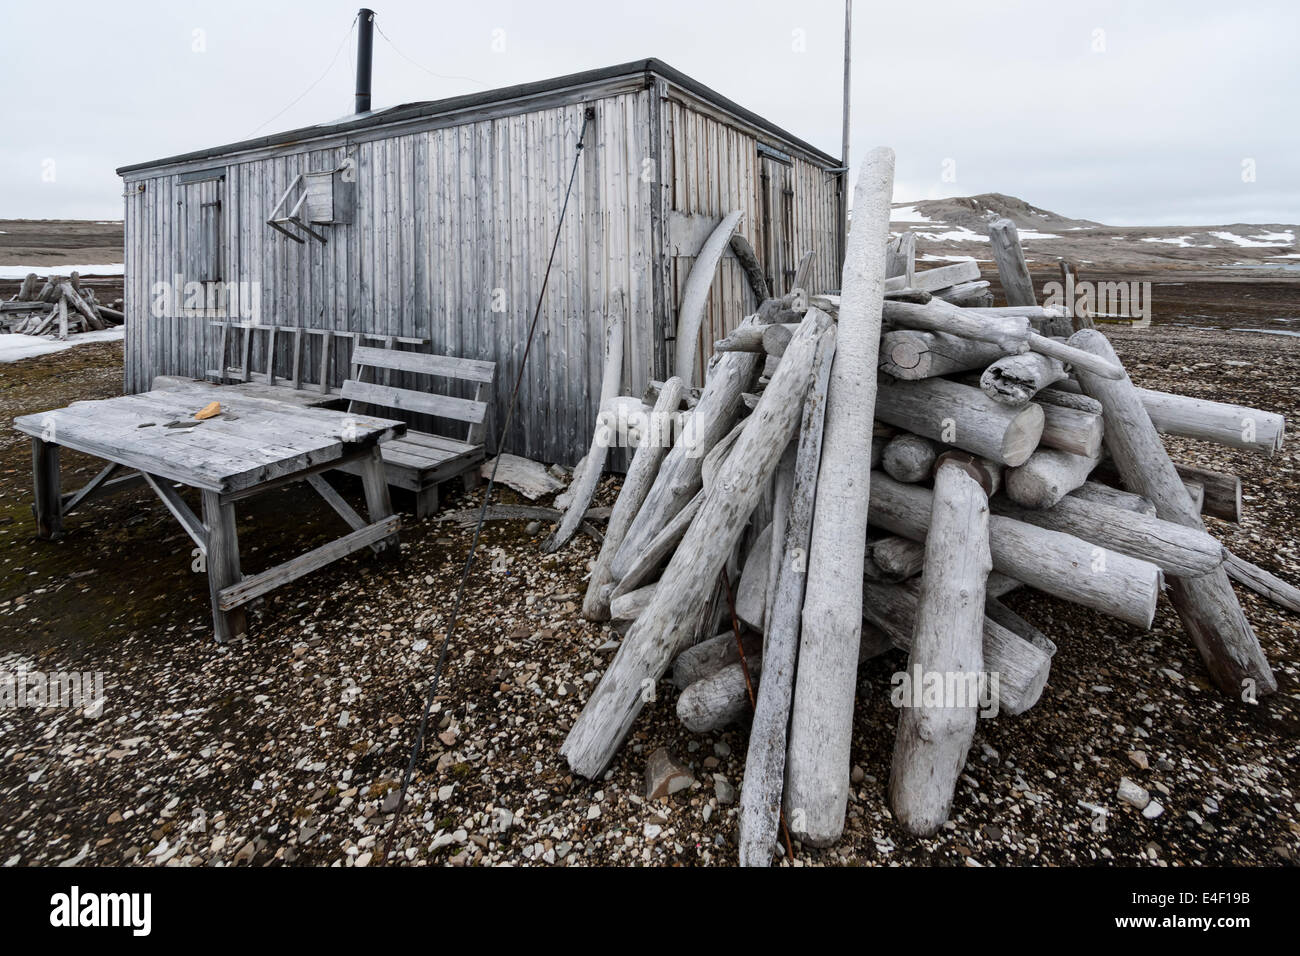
862 580 1052 717
876 377 1044 467
609 490 703 602
738 329 836 867
869 471 1161 628
1038 402 1104 458
866 535 925 582
981 352 1067 406
882 433 939 483
561 311 831 778
583 377 685 620
890 461 991 836
609 583 658 622
879 329 1004 380
1004 447 1100 509
786 148 894 849
1068 329 1275 696
990 495 1225 577
677 656 761 733
673 630 763 690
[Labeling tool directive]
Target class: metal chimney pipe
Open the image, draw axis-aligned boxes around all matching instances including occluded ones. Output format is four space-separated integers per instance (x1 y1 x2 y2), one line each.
355 8 375 114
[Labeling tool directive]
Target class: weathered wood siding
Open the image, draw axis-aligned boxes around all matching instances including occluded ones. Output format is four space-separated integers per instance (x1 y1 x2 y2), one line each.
121 73 840 465
659 88 841 383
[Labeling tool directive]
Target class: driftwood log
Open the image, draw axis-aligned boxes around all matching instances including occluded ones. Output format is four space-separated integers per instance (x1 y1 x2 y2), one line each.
786 147 894 848
876 377 1044 467
1068 329 1275 696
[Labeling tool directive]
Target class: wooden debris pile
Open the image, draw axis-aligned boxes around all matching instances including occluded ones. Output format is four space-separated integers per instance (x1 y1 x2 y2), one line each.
550 147 1293 865
1 272 123 338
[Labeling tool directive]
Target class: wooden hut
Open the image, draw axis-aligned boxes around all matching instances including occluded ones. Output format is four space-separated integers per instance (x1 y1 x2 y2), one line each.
116 58 843 464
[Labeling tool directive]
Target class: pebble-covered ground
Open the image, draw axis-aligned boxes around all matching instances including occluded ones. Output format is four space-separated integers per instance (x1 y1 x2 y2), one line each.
0 325 1297 867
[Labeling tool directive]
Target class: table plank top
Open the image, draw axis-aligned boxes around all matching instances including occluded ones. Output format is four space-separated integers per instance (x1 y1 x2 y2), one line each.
14 384 406 493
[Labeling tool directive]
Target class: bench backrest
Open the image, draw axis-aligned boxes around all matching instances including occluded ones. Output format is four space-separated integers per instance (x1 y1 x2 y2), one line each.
341 345 496 446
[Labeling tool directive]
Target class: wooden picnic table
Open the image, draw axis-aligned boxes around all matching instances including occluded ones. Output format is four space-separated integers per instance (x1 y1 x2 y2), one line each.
13 383 407 642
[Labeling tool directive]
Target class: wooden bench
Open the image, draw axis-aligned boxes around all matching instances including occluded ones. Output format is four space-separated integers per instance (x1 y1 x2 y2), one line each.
336 345 496 517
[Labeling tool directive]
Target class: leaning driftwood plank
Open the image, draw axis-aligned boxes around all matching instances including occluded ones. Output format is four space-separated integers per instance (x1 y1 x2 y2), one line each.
890 460 991 836
1068 329 1275 696
861 580 1052 717
609 345 761 583
885 233 916 287
561 311 829 778
987 218 1038 308
545 307 624 553
786 147 894 848
876 377 1044 467
583 378 685 620
609 490 704 602
869 471 1161 628
674 210 743 387
738 326 836 867
730 234 771 303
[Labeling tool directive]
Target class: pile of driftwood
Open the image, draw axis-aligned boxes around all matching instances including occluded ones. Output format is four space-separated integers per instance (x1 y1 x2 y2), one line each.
1 272 123 338
552 147 1293 865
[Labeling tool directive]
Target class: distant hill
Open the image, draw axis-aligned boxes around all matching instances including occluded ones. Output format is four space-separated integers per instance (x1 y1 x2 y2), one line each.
889 195 1299 275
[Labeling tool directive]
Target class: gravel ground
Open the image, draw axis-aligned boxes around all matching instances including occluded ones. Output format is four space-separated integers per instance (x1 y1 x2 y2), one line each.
0 326 1297 868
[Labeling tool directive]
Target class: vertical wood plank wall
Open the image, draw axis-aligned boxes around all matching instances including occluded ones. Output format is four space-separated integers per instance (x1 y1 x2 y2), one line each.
121 82 839 464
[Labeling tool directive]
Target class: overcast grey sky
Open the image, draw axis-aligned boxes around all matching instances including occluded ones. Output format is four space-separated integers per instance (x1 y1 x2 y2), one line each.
2 0 1296 226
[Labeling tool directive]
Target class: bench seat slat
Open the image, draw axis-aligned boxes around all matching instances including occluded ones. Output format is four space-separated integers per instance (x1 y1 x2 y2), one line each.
351 345 495 383
341 379 487 424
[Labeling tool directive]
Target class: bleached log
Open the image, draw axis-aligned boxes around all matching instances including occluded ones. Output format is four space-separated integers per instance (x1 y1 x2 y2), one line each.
862 580 1052 717
869 471 1161 628
1070 480 1157 516
583 378 685 620
609 489 703 602
562 311 831 778
62 283 104 331
785 147 894 848
1004 447 1100 509
876 377 1044 467
15 273 40 301
738 329 836 866
642 379 699 410
980 352 1067 406
890 462 991 836
1068 329 1275 696
675 210 743 386
988 218 1038 308
735 522 772 630
610 583 658 622
867 535 925 582
673 630 763 690
882 433 939 483
763 447 795 637
1039 403 1104 458
932 280 993 307
984 598 1057 664
1053 381 1285 455
879 329 1004 380
885 299 1030 353
545 308 624 553
677 657 761 733
1224 551 1300 616
610 345 762 582
990 495 1225 577
884 258 979 293
934 450 1003 496
1173 462 1240 523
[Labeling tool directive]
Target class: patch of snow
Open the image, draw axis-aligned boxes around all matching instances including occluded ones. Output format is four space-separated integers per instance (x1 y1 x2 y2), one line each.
915 226 989 243
918 253 986 262
0 263 123 278
1249 229 1295 242
1141 236 1195 247
1267 253 1300 259
890 204 938 224
0 328 123 364
1210 230 1292 248
1017 230 1061 240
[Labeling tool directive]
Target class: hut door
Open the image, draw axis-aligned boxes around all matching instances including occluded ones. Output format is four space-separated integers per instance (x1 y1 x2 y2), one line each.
758 149 795 295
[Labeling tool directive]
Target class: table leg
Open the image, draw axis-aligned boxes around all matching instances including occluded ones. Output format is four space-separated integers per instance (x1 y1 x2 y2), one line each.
31 437 62 540
202 489 247 642
359 445 400 559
